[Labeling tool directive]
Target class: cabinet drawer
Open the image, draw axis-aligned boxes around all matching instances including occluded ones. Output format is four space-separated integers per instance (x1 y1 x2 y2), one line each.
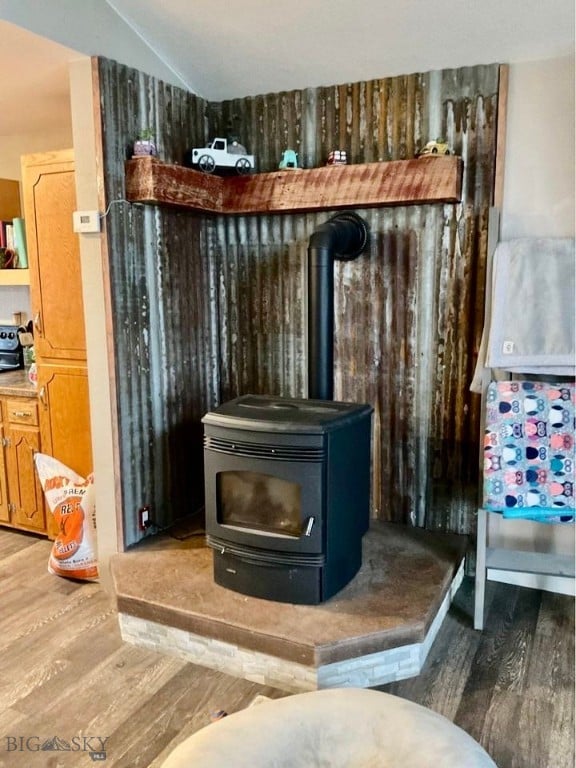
4 399 39 426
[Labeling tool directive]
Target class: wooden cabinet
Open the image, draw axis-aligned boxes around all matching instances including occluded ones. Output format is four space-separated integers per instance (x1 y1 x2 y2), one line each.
37 364 92 479
20 150 92 487
4 398 45 533
0 396 46 534
22 151 87 361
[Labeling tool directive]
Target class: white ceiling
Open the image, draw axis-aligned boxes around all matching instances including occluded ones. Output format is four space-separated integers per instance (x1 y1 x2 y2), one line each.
0 0 574 139
107 0 575 99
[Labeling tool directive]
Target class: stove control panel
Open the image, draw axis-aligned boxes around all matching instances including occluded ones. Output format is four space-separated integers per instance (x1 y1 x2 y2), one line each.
0 325 22 351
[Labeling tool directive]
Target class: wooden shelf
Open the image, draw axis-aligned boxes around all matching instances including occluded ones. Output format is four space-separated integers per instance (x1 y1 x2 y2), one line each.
0 269 29 286
125 156 463 215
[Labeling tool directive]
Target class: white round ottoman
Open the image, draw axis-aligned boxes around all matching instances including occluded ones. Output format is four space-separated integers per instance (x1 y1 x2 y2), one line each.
161 688 497 767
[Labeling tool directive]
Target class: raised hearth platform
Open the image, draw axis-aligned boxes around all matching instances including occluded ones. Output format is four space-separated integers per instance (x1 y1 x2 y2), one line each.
111 522 467 693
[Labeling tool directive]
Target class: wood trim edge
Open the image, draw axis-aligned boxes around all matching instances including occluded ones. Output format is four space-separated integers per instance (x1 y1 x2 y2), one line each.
493 64 509 212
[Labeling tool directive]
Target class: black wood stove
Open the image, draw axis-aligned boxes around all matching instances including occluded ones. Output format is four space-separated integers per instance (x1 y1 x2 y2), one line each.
203 395 373 604
203 212 373 604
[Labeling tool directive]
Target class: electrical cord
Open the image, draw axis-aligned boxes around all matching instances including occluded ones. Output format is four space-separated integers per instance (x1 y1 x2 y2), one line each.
142 515 206 541
100 198 145 219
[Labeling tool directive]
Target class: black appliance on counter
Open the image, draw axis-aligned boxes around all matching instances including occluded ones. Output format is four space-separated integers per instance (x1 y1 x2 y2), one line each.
0 325 24 372
202 395 373 605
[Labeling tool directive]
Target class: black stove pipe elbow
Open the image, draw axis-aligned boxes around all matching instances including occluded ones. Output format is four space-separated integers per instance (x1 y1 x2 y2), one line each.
308 213 369 400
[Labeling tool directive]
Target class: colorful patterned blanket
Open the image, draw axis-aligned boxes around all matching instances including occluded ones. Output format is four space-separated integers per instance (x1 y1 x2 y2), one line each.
483 381 575 522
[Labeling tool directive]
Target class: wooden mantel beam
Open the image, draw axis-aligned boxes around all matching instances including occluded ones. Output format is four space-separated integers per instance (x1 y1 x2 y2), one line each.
125 158 224 211
125 156 463 215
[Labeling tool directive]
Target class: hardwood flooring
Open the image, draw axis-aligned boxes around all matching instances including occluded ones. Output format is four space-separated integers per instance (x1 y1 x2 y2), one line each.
380 575 575 768
0 528 573 768
0 530 285 768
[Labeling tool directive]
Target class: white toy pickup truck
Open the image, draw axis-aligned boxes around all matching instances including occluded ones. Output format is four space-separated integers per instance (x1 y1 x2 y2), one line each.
190 138 255 174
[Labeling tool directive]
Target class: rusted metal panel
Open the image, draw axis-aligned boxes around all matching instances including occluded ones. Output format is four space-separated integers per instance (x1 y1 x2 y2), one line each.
98 58 217 546
214 212 308 402
99 57 499 545
208 73 428 170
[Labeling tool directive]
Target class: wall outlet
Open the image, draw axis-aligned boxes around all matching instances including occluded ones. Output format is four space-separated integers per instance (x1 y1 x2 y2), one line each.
138 506 150 531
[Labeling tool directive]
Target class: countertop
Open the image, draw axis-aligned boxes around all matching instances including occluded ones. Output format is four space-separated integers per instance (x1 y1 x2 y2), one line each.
0 369 37 398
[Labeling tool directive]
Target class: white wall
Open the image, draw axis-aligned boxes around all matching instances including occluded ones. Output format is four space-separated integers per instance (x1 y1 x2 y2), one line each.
69 59 121 589
0 0 188 91
490 54 575 558
0 287 31 326
501 55 575 239
0 130 73 180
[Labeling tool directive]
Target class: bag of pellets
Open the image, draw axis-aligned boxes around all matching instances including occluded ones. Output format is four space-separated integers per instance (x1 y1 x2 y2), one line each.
34 453 99 581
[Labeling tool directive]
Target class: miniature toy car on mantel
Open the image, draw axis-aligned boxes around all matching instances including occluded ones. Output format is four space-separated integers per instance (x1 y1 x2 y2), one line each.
279 149 299 169
326 150 347 165
417 139 451 157
190 138 255 174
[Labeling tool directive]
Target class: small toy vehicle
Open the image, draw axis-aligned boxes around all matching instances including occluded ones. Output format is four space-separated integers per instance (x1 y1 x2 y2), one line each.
417 139 451 157
279 149 299 169
326 150 347 165
191 137 255 174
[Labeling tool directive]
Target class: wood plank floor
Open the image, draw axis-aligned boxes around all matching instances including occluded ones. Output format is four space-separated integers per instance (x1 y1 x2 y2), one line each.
0 529 573 768
380 575 575 768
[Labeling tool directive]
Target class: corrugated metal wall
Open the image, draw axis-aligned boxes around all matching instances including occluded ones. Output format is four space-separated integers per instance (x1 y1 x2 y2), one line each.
208 65 499 531
98 58 500 547
98 59 218 546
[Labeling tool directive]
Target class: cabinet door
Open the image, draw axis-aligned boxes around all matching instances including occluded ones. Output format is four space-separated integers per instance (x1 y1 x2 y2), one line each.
37 364 93 479
21 151 87 362
5 423 45 533
0 423 10 524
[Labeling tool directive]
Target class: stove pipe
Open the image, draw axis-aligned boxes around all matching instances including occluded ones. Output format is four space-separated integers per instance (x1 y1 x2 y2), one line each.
307 212 369 400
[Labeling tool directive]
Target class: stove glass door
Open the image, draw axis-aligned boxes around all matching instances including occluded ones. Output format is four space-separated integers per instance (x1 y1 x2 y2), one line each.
217 470 301 537
204 446 323 554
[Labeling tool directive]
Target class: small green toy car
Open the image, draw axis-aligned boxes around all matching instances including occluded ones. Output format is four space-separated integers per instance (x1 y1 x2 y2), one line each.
279 149 299 169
